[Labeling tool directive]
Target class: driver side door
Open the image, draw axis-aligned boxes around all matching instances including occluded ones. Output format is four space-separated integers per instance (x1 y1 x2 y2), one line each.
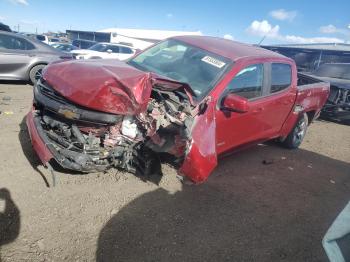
215 62 270 154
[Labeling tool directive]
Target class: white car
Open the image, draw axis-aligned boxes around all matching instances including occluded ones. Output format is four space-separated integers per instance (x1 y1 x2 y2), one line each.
35 35 49 44
70 42 136 61
48 38 61 45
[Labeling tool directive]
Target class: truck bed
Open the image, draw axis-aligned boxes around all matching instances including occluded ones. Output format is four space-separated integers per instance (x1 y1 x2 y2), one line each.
296 73 330 115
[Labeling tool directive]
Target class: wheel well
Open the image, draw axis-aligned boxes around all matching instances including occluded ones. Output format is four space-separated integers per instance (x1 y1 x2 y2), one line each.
305 111 316 124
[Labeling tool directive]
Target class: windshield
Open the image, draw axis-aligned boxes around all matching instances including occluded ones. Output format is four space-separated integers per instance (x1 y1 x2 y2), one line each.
128 39 232 99
314 64 350 80
88 43 109 52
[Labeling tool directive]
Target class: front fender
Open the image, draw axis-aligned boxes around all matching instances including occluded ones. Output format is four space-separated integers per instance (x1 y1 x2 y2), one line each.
179 99 217 183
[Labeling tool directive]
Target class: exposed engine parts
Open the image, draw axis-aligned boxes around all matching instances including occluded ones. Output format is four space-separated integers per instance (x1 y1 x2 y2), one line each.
33 82 194 179
322 86 350 118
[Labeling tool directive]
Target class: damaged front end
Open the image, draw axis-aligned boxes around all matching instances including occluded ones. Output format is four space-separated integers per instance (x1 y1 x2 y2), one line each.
322 85 350 121
30 75 195 180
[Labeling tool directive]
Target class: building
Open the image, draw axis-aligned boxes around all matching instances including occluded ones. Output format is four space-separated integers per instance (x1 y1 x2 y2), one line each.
262 43 350 72
66 28 202 50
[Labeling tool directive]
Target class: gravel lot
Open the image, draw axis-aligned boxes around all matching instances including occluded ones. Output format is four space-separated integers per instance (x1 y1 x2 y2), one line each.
0 82 349 261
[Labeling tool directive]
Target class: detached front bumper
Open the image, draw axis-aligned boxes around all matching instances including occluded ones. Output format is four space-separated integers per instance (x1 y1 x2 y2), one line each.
26 109 94 172
26 110 53 166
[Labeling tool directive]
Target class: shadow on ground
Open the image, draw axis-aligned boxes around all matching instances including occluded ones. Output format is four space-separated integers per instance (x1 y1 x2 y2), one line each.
0 80 30 86
96 144 350 262
0 188 20 262
319 115 350 126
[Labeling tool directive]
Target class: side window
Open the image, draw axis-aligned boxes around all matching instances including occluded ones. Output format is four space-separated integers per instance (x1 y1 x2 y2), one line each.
0 34 35 50
120 47 133 54
20 38 35 50
226 64 264 99
271 63 291 93
0 34 15 49
109 46 120 53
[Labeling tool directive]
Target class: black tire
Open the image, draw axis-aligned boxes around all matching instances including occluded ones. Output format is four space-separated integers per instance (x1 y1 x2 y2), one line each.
283 113 308 149
29 64 46 85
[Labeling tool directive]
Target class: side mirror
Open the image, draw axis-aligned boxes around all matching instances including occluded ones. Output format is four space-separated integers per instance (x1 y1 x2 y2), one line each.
106 49 112 54
221 93 249 113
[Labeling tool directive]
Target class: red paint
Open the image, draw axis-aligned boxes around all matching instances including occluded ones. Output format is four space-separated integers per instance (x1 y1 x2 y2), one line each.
43 60 196 115
173 35 285 61
28 36 330 183
43 59 153 115
222 94 249 113
179 99 217 183
26 110 53 165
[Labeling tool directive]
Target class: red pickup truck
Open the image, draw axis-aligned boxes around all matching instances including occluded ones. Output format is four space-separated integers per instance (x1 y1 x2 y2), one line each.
26 36 330 183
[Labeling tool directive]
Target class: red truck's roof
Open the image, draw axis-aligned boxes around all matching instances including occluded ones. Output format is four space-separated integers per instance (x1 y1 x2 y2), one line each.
172 35 287 61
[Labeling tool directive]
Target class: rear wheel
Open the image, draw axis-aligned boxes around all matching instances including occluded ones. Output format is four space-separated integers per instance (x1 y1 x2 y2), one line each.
283 113 308 149
29 64 46 84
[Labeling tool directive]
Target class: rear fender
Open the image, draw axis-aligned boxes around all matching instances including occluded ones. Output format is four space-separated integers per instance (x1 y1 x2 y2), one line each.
279 107 306 140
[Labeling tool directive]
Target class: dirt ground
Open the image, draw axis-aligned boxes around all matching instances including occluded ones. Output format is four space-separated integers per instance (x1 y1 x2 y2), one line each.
0 82 349 262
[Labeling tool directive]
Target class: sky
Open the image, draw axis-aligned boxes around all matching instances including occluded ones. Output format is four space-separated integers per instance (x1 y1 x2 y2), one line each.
0 0 349 45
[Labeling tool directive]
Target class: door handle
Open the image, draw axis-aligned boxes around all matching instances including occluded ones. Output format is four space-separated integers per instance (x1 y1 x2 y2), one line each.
252 107 264 114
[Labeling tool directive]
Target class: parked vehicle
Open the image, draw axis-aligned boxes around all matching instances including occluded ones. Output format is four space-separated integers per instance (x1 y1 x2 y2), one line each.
26 36 329 183
48 38 60 45
305 63 350 121
262 45 350 73
51 43 78 52
0 22 11 32
35 35 49 44
71 39 97 49
0 31 72 84
70 42 136 60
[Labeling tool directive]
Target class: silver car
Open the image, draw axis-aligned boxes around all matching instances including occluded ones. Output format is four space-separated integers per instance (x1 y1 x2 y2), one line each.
0 31 72 84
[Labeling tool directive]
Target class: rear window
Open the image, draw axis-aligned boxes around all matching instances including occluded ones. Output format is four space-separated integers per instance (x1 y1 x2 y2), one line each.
271 63 292 93
36 35 45 41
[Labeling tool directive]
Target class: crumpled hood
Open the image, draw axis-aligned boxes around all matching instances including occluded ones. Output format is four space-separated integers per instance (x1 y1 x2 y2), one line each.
43 59 153 115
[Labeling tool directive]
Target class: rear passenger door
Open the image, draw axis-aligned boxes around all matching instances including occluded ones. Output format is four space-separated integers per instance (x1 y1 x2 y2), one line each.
260 63 297 136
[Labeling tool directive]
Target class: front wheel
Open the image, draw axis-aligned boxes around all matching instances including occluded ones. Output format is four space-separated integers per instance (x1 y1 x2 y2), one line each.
282 113 308 149
29 64 46 84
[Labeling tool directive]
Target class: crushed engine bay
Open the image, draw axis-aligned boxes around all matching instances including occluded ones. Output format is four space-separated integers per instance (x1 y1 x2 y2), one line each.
322 86 350 118
32 78 195 179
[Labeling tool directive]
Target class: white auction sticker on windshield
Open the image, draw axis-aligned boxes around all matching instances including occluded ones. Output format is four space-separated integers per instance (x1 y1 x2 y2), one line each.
201 56 226 68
